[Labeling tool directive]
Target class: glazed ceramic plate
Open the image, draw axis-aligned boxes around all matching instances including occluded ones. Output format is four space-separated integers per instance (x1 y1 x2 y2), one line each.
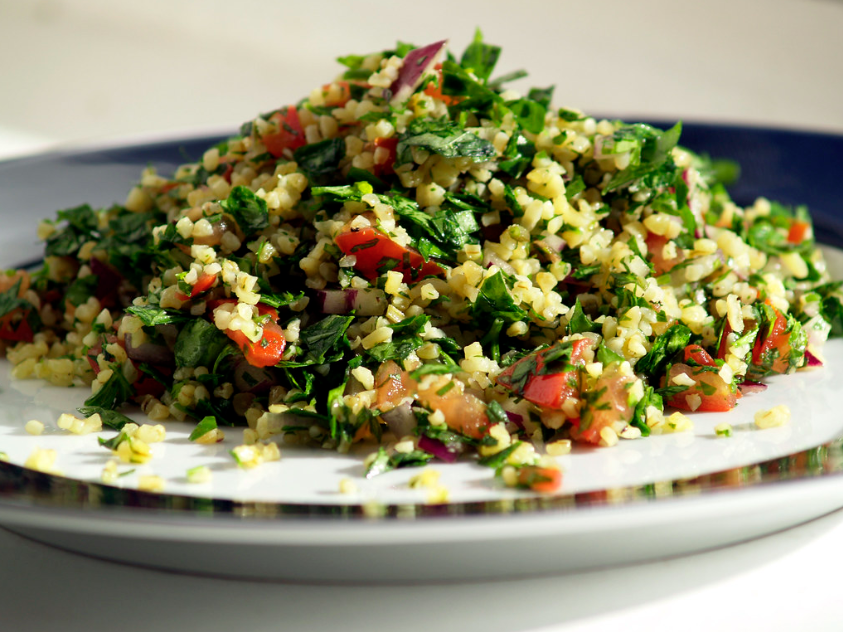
1 122 843 582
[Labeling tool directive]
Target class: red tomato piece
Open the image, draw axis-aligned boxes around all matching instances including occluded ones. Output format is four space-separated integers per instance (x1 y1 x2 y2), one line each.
372 137 398 176
375 360 416 411
496 339 590 410
0 312 33 343
752 305 787 367
423 64 462 106
572 366 635 444
645 232 684 276
322 81 352 107
716 319 732 360
684 344 717 367
261 106 306 158
517 465 562 493
209 299 286 368
417 374 490 440
334 225 443 283
176 272 217 301
666 363 736 412
787 220 810 244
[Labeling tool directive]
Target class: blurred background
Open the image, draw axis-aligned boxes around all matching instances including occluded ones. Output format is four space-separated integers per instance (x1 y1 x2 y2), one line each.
1 0 842 159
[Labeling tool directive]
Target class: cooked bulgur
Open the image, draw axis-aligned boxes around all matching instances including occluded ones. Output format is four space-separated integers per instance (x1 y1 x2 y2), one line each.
1 32 840 493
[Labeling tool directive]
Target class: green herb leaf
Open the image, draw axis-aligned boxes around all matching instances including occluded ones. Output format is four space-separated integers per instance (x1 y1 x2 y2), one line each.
189 416 218 441
220 186 269 235
395 118 495 167
293 137 345 181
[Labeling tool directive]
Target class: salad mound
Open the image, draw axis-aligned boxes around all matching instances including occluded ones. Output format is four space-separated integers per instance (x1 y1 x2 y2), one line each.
3 31 842 493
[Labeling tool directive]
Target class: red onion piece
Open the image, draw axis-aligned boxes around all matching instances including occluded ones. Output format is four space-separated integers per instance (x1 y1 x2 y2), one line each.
482 250 517 277
90 257 123 301
738 380 767 394
381 403 417 438
506 411 525 431
234 360 275 393
388 40 448 106
418 434 460 463
316 289 386 316
542 234 566 252
124 334 174 365
805 349 823 367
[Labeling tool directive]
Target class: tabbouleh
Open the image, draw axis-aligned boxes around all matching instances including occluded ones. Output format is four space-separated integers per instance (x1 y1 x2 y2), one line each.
2 32 841 493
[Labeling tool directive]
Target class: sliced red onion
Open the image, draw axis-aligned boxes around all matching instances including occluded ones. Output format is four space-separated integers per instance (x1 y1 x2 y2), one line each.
506 411 525 431
482 250 517 277
592 135 607 160
738 380 767 394
234 360 275 393
381 402 417 438
805 349 823 367
542 233 566 252
418 434 460 463
316 288 386 316
90 257 123 300
388 40 448 106
124 334 174 365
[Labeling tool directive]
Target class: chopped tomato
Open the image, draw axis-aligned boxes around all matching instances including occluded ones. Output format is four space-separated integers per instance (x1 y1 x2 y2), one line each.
335 223 443 283
787 220 810 244
496 339 590 410
175 272 217 301
684 344 717 367
716 319 732 360
572 365 635 444
210 299 286 368
417 374 490 440
375 360 416 411
645 233 684 276
751 303 791 374
0 271 34 342
372 137 398 176
322 81 352 107
422 64 462 106
516 465 562 493
0 313 33 343
261 106 306 158
666 363 736 412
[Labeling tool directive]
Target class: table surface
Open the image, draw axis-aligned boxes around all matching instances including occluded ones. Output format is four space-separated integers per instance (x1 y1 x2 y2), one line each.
2 1 843 629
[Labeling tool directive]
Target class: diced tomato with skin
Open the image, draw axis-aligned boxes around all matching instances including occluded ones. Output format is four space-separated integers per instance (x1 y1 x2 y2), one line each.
666 363 736 412
372 137 398 176
516 465 562 493
496 339 590 410
423 64 462 106
209 299 286 368
787 220 810 244
684 344 717 367
322 81 352 107
752 303 789 371
417 374 490 440
335 224 443 283
571 365 635 444
0 312 33 343
175 272 217 301
716 320 732 360
375 360 416 411
645 232 685 276
261 106 306 158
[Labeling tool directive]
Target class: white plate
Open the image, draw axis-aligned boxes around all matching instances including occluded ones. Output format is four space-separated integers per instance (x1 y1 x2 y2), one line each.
2 127 843 582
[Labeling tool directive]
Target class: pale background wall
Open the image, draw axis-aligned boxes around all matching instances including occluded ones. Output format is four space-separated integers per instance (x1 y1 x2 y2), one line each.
0 0 841 158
